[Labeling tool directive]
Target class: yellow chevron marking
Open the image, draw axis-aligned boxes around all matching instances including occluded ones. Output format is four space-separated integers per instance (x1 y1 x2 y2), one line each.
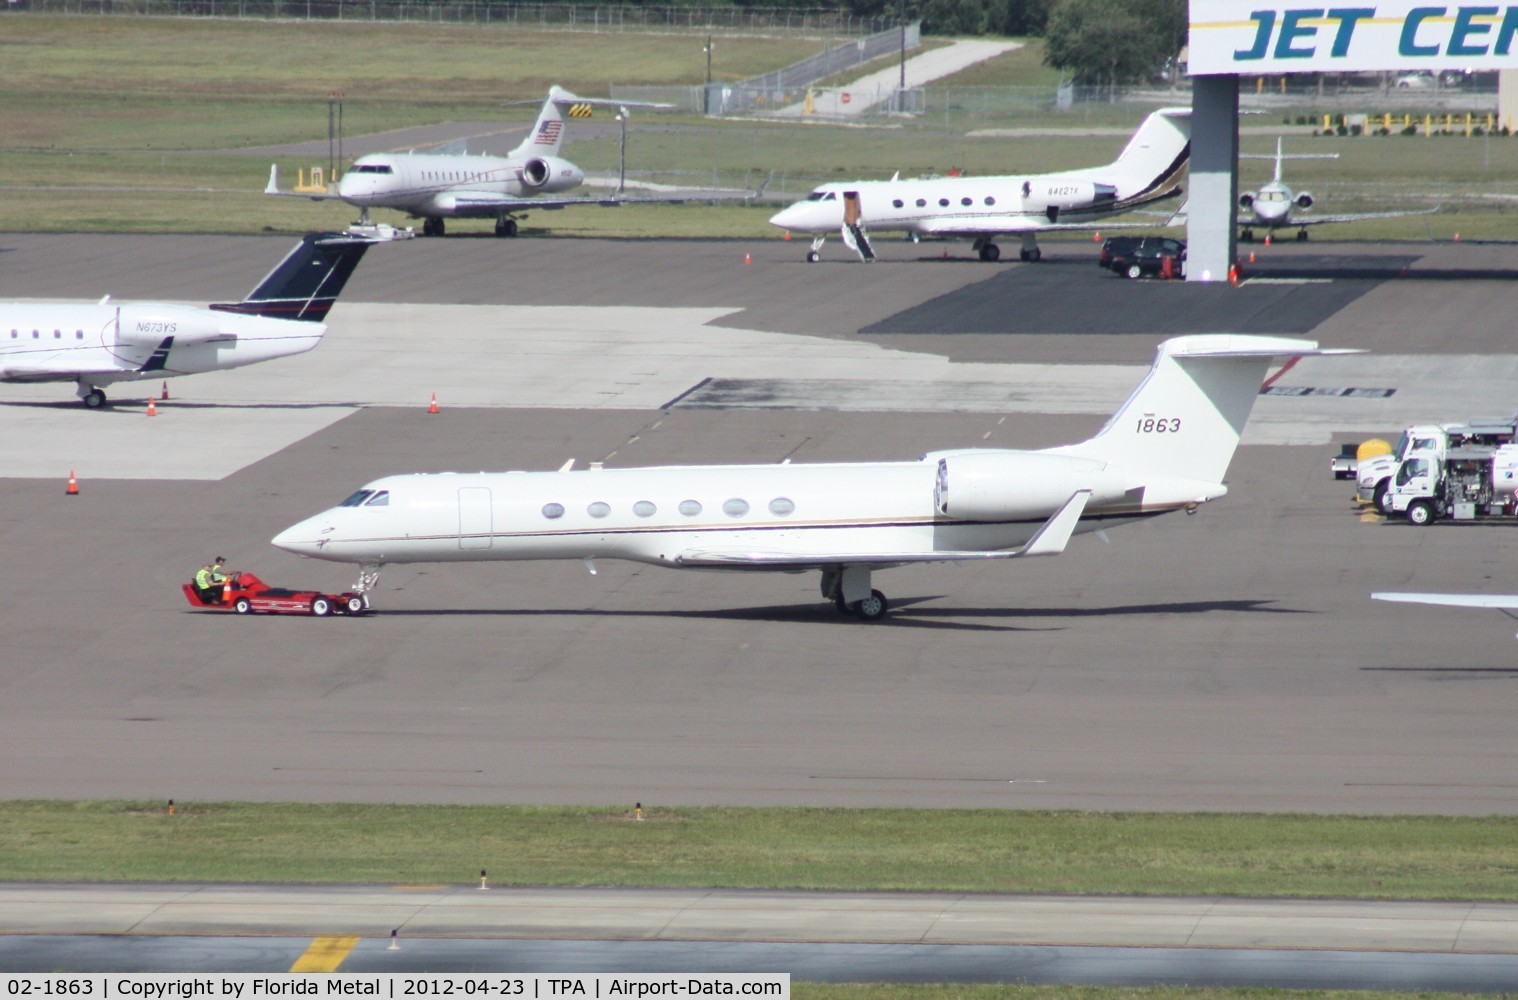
569 104 593 118
290 935 360 972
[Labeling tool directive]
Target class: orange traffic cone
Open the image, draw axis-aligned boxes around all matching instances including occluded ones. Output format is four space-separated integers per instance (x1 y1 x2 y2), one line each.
428 392 439 415
147 397 157 417
1264 234 1272 246
1093 231 1101 242
160 381 169 400
1228 263 1241 287
783 231 791 241
743 252 751 265
1248 251 1256 263
66 470 78 496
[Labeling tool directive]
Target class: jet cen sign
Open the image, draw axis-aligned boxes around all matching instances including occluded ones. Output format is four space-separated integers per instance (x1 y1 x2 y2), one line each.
1189 2 1518 73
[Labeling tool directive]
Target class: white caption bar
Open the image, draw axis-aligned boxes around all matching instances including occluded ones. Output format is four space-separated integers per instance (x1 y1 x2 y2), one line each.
2 976 789 1000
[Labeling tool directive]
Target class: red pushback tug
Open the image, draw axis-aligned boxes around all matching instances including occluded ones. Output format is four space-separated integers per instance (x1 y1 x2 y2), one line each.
182 572 366 617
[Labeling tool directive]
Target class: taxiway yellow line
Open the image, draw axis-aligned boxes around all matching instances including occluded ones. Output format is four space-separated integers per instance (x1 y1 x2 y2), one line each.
290 935 360 972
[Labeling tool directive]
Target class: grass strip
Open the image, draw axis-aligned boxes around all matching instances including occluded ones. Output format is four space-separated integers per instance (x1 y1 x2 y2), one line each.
2 803 1516 899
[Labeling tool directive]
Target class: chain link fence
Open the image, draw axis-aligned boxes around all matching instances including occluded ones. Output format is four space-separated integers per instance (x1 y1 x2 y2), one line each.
2 0 893 33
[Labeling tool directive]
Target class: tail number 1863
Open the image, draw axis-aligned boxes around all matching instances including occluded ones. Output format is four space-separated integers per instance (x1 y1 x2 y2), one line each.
1136 417 1181 433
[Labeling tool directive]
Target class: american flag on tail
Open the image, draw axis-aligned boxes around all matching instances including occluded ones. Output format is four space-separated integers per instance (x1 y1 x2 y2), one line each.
535 121 564 146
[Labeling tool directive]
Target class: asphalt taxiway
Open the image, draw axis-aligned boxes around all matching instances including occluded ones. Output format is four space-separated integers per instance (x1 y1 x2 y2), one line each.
3 233 1517 814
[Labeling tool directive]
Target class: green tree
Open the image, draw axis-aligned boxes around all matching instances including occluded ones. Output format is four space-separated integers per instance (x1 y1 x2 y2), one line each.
1042 0 1175 87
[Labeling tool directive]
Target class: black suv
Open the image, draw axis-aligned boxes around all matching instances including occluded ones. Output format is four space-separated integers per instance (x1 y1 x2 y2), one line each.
1098 236 1144 272
1103 237 1185 279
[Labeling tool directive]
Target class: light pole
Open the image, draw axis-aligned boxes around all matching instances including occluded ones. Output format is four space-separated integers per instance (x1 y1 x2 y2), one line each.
615 107 628 194
703 35 713 115
898 0 906 112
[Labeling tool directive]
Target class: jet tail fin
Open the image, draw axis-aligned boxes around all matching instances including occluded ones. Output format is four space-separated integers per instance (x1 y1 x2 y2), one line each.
1061 335 1360 486
1103 107 1192 201
209 232 374 323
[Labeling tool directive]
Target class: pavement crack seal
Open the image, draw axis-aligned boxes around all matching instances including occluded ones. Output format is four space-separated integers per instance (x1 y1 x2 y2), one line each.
1184 897 1223 948
918 893 967 943
654 888 716 940
122 885 209 936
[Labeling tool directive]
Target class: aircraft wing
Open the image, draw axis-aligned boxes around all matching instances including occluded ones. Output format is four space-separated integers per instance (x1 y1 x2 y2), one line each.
1243 207 1440 228
673 491 1091 568
1372 592 1518 609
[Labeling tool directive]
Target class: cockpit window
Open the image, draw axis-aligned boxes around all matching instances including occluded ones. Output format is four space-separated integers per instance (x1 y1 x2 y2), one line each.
364 491 390 506
806 190 827 201
352 164 394 175
824 191 837 201
338 490 374 507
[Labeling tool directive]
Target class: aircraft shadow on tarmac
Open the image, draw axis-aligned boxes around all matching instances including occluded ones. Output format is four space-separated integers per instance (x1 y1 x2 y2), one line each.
374 597 1300 631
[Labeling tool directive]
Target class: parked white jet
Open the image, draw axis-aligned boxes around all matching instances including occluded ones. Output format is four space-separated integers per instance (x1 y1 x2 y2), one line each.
274 333 1351 620
1238 137 1434 242
0 232 375 408
268 86 677 237
766 107 1190 263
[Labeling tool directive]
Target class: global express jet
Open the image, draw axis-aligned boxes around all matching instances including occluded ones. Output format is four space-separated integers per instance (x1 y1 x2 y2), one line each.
766 107 1190 263
0 232 376 408
273 334 1352 620
268 86 678 238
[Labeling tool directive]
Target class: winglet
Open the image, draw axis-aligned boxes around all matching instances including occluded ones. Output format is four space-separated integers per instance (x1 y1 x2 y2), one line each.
1017 490 1091 557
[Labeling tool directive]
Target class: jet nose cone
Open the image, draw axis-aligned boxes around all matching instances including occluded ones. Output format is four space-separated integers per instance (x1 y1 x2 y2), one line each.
768 203 803 229
271 517 326 556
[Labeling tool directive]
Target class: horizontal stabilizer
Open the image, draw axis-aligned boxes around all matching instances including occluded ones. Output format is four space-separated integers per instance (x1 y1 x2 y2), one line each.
1372 592 1518 610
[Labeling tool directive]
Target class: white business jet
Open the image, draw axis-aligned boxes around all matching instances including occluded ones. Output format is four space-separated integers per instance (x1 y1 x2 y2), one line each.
0 232 375 408
274 334 1351 620
268 86 678 238
766 107 1190 263
1238 137 1434 242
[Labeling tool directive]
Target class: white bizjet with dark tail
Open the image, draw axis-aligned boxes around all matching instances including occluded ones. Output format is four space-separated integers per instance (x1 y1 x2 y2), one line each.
0 232 376 408
274 334 1353 620
1238 137 1436 242
268 86 698 238
766 107 1190 263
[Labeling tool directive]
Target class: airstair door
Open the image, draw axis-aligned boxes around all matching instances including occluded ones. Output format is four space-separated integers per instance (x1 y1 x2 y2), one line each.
458 487 493 550
843 191 862 226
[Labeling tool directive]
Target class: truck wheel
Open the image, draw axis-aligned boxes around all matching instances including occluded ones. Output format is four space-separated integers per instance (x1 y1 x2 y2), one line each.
1407 500 1435 526
234 597 252 615
311 596 332 616
1373 480 1392 514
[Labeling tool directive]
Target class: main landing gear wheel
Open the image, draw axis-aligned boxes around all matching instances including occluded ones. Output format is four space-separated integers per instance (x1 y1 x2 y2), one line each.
979 243 1001 262
311 596 333 617
1296 229 1310 242
1019 247 1041 262
495 218 518 237
835 589 889 620
422 218 446 237
82 388 106 409
855 589 888 620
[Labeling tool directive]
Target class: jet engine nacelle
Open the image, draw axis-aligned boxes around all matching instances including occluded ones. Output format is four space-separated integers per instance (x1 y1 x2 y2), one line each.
114 305 225 347
929 449 1125 522
520 156 585 193
1294 191 1314 210
1238 192 1256 209
1022 179 1117 213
